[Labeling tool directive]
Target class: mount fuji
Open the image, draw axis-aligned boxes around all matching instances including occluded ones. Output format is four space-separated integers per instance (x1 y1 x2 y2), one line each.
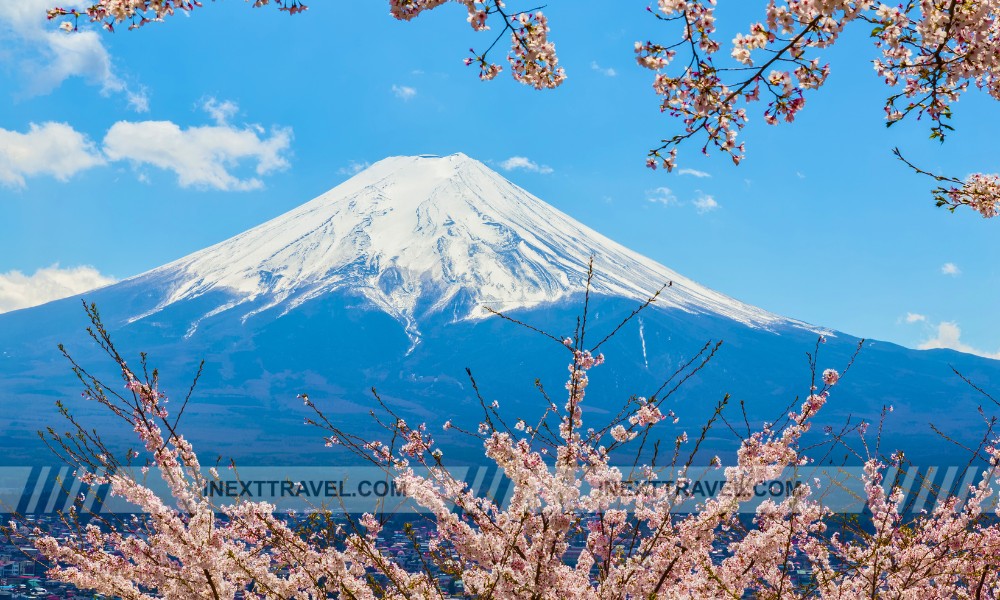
111 153 800 343
0 154 996 465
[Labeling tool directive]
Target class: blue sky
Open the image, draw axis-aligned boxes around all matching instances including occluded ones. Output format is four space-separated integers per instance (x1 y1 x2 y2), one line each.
0 1 997 358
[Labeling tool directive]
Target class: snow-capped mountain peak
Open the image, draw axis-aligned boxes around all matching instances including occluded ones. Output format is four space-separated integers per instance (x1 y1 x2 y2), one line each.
127 153 805 340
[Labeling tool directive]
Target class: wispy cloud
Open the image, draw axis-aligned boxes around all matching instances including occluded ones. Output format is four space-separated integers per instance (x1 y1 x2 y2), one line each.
647 188 719 213
941 262 961 276
338 160 370 176
0 264 116 313
0 0 148 110
498 156 553 174
590 61 617 77
677 168 711 178
0 122 106 187
918 321 1000 359
202 97 240 125
903 312 927 323
692 193 720 214
646 187 677 206
392 84 417 101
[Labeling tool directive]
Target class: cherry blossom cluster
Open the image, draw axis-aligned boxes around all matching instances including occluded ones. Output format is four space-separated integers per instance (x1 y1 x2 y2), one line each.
872 0 1000 141
940 173 1000 218
507 11 565 89
27 363 451 599
390 0 490 31
20 309 1000 596
815 447 1000 596
636 0 1000 215
639 1 874 172
895 147 1000 218
388 0 450 22
47 0 1000 215
48 0 307 31
389 2 565 89
305 336 1000 596
58 1 565 90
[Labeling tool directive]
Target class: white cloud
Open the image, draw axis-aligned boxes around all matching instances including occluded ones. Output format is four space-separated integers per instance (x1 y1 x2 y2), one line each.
677 168 711 178
338 160 370 176
941 262 961 276
103 119 293 191
904 312 927 324
0 101 292 191
202 97 240 125
498 156 554 174
0 1 147 109
647 188 719 212
918 321 1000 360
125 86 150 113
692 193 720 214
0 264 116 314
392 84 417 101
646 187 677 206
0 122 106 187
590 61 617 77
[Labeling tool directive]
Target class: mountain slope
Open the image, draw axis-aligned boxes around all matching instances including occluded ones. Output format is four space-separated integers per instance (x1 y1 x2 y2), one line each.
122 154 810 342
0 154 996 468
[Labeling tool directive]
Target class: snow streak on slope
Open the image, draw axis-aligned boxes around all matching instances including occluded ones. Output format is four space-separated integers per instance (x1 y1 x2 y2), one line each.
125 154 809 341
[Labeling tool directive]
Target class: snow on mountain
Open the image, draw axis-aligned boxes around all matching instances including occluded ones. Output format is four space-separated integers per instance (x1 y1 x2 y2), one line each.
124 153 810 342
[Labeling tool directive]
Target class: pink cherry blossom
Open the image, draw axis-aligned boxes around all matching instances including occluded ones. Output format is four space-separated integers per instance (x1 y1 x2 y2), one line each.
53 0 1000 214
19 339 1000 598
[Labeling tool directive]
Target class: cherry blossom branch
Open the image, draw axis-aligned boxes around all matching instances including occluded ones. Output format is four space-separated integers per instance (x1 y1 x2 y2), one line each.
45 1 1000 216
893 147 1000 218
16 288 1000 597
